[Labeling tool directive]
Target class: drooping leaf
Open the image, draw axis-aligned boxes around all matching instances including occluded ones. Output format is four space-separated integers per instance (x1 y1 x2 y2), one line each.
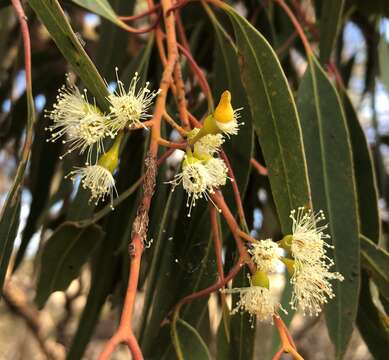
224 7 311 233
0 193 21 291
379 37 389 94
35 222 104 308
319 0 345 65
71 0 132 31
211 10 254 218
172 318 212 360
0 18 35 287
357 272 389 360
342 91 380 243
297 56 360 358
28 0 110 111
360 235 389 302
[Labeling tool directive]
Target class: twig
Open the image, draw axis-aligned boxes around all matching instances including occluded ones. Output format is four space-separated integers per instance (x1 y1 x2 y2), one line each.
250 158 268 176
98 0 179 358
2 283 59 360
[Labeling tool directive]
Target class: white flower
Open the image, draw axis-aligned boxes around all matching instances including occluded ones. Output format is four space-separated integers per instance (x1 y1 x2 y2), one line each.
107 69 159 133
290 262 344 316
289 207 332 266
45 81 110 164
169 154 228 216
214 107 243 137
190 128 224 157
224 285 286 324
68 165 116 208
205 157 228 188
248 239 281 273
169 156 214 216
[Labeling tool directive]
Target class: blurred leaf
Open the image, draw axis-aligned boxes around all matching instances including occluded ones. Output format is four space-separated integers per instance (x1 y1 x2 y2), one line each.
29 0 110 111
35 222 104 308
0 194 21 291
360 235 389 302
346 0 389 17
357 272 389 360
95 0 136 77
172 318 212 360
379 37 389 94
342 92 380 243
0 16 35 288
297 56 360 358
319 0 345 65
224 7 311 233
71 0 132 30
229 267 255 360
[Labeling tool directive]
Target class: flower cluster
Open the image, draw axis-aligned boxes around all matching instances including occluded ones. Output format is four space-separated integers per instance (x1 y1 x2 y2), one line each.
45 71 159 206
169 91 242 216
286 207 344 316
224 207 343 323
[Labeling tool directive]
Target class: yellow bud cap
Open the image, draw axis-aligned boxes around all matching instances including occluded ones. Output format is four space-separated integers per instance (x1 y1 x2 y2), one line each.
97 133 122 173
214 90 234 123
251 270 270 289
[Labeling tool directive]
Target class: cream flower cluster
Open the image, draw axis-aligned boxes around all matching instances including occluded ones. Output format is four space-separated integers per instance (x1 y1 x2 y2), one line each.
224 207 343 323
286 207 344 316
169 91 243 215
169 147 228 217
46 71 159 206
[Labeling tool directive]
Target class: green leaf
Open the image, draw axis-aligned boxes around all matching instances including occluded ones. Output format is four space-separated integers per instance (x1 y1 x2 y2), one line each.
224 7 311 233
342 92 380 242
319 0 345 65
35 222 104 308
211 10 254 218
172 318 212 360
0 18 35 286
379 37 389 94
28 0 110 111
0 194 21 291
360 235 389 301
297 56 360 358
71 0 130 30
357 272 389 360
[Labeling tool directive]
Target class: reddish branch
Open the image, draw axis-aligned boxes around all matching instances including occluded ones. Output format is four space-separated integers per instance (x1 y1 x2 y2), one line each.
250 158 268 176
99 0 179 358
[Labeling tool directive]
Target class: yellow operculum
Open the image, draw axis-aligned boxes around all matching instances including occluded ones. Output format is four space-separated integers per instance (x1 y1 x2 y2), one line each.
251 269 270 289
214 90 234 123
98 132 123 173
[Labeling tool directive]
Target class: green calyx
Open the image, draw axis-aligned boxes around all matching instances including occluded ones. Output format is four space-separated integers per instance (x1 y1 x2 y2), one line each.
188 115 220 145
97 132 123 173
251 270 269 289
281 258 295 276
279 234 293 251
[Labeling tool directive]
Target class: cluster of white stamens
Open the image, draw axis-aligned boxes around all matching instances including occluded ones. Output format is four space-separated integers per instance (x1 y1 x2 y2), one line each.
169 155 228 217
45 83 111 164
215 108 243 137
224 281 286 324
67 165 117 208
248 239 281 273
107 69 160 133
190 129 224 158
46 71 159 206
287 207 344 316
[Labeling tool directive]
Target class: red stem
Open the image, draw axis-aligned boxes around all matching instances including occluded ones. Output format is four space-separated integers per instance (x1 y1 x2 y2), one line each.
11 0 32 92
250 158 268 176
220 151 247 227
210 206 224 280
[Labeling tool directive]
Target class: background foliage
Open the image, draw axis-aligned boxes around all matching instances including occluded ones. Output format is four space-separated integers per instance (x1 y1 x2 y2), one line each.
0 0 389 359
